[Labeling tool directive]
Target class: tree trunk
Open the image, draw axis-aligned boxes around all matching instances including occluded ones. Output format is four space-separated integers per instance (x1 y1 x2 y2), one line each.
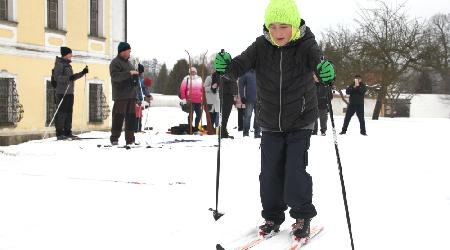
372 84 387 120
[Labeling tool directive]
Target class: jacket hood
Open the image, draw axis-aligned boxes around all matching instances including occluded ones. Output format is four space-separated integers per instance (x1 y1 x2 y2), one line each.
55 56 71 66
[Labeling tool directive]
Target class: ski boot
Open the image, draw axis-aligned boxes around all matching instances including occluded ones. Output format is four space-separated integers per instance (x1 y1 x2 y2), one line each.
258 220 280 237
292 218 311 239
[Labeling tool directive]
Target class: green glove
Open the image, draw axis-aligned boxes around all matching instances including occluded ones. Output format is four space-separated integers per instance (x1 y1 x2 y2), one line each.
317 60 336 84
214 51 232 73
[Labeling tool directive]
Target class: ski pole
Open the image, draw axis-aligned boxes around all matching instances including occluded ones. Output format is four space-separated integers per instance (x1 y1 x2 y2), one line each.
43 83 71 139
325 80 355 250
209 50 226 221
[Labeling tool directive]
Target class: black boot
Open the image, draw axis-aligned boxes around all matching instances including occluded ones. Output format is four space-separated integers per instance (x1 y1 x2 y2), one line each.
292 218 311 238
259 220 280 236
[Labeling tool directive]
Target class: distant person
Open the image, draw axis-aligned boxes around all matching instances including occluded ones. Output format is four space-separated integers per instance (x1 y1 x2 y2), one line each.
179 67 203 133
135 64 152 132
109 42 139 145
340 74 367 136
238 69 261 138
312 74 331 136
204 73 220 129
53 46 88 140
212 70 238 138
235 91 245 132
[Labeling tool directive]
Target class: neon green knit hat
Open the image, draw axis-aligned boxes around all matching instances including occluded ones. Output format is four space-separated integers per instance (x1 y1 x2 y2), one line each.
264 0 301 29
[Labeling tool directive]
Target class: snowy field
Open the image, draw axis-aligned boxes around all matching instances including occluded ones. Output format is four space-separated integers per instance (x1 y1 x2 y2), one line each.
1 107 449 250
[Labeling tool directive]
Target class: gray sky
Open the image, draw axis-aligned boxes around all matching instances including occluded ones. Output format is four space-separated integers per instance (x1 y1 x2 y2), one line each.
128 0 449 69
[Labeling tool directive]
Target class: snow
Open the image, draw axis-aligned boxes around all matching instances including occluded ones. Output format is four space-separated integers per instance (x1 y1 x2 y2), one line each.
1 107 449 250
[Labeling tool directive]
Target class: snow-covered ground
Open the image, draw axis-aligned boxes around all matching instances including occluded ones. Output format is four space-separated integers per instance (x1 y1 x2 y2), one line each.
1 107 449 250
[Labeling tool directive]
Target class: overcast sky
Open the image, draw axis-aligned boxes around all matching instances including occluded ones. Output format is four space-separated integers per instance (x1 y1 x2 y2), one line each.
128 0 449 69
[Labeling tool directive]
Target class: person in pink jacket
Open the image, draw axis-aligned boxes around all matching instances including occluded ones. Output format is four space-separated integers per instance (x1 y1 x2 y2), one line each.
179 67 203 132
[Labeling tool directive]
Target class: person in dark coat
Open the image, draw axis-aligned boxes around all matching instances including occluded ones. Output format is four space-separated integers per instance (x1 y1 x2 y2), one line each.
340 74 367 136
313 74 331 136
53 46 88 140
211 71 237 138
238 69 261 138
213 0 336 239
109 42 139 145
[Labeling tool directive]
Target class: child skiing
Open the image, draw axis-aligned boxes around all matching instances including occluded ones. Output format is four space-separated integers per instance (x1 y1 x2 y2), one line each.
213 0 335 240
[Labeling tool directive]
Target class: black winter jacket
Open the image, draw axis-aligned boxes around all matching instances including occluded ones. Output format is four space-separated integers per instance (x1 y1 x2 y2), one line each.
212 72 237 96
226 20 322 132
53 57 84 95
316 82 332 110
346 83 367 106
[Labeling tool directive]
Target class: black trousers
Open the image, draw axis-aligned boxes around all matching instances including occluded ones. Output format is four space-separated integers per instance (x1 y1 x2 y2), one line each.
55 94 74 137
110 99 136 144
313 108 328 133
260 130 317 225
341 104 366 133
237 107 245 130
221 94 234 133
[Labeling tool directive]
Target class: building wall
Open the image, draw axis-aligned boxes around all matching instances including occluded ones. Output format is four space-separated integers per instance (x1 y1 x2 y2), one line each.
0 0 123 135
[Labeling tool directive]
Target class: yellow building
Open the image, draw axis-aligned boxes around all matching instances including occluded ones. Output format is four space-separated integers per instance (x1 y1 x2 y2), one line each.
0 0 126 145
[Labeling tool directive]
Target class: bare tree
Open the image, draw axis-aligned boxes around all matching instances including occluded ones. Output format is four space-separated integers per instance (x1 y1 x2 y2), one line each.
321 25 360 105
426 13 450 95
355 1 426 119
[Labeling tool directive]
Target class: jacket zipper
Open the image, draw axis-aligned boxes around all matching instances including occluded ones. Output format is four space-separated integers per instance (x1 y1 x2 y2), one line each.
300 96 305 114
278 50 283 131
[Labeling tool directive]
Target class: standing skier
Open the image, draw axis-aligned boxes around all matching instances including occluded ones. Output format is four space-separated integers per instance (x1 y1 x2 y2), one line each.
109 42 139 145
213 0 335 239
53 46 88 140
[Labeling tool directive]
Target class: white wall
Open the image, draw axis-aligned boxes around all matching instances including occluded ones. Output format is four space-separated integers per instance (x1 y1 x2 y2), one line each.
151 94 181 108
149 94 450 118
410 94 450 118
330 94 376 117
110 0 125 57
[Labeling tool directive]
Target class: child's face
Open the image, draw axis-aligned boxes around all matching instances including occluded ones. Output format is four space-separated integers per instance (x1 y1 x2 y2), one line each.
268 23 293 46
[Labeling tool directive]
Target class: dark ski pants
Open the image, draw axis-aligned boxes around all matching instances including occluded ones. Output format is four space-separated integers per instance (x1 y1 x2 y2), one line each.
55 94 74 137
110 99 136 144
313 108 328 133
187 103 202 131
244 102 261 135
237 107 245 130
220 94 234 133
341 104 366 133
260 130 317 225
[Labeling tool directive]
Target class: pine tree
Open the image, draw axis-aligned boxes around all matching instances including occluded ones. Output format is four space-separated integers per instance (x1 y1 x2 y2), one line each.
165 59 189 95
154 63 168 94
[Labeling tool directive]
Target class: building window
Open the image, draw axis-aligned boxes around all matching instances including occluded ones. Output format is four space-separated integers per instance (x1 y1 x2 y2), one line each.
47 0 58 29
89 83 109 123
0 77 23 126
46 81 57 126
89 0 103 38
90 0 98 36
0 0 7 20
